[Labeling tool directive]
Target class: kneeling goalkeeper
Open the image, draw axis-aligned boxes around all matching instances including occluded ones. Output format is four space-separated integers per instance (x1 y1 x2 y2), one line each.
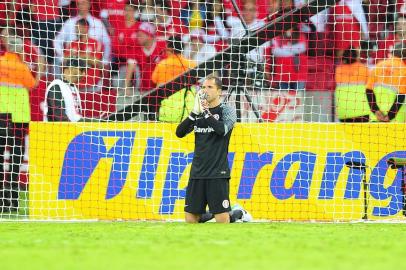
176 75 246 223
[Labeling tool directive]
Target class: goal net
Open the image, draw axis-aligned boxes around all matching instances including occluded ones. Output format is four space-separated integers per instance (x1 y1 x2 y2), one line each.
1 0 405 221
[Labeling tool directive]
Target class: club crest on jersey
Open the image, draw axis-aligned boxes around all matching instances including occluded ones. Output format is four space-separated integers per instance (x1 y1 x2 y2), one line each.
213 114 220 120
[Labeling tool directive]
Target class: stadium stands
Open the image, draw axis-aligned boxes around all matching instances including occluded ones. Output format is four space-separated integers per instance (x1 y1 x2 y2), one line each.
0 0 401 122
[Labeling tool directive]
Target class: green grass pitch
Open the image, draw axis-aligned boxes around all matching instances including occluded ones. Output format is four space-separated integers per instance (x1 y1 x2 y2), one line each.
1 222 405 270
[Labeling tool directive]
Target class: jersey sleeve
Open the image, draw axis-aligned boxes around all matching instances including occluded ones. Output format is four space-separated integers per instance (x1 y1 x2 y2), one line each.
176 115 195 138
222 104 237 135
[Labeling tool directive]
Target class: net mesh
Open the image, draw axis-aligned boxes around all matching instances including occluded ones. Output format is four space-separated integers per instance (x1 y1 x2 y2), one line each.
0 0 405 221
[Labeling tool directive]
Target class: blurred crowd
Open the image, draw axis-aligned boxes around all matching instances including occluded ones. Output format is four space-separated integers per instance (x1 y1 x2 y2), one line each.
0 0 405 121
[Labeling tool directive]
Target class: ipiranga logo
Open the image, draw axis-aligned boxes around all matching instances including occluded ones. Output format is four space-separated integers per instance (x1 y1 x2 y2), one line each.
57 130 406 217
58 131 136 200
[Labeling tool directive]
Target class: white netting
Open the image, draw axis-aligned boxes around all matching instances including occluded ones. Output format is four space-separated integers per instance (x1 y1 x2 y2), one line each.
0 0 405 221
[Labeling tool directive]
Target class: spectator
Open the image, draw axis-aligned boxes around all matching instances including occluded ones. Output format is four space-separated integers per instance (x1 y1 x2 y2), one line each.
266 25 308 91
152 35 196 85
204 0 229 50
0 34 37 90
112 1 140 60
0 35 36 213
183 28 217 64
372 15 406 65
64 18 104 92
28 0 63 64
225 0 268 62
100 0 133 35
111 1 140 89
1 27 47 122
328 0 369 59
335 48 369 122
365 42 406 122
226 0 265 38
44 58 86 122
155 0 188 40
223 0 270 20
54 0 111 66
125 22 167 95
0 27 46 88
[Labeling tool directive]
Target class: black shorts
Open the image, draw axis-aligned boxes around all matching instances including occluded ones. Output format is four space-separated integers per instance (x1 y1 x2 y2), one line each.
185 178 231 215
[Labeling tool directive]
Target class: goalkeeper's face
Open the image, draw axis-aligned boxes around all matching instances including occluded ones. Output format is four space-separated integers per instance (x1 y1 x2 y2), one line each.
201 79 221 104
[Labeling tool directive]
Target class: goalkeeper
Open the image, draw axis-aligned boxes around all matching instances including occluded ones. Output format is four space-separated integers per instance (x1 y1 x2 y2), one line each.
176 75 252 223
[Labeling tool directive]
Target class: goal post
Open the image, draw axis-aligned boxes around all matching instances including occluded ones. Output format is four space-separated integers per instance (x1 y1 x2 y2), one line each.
0 0 405 222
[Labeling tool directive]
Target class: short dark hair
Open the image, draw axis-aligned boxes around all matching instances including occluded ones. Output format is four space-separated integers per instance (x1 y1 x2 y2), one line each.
393 42 406 59
342 48 358 64
205 75 222 91
63 58 87 72
167 35 183 54
76 18 89 27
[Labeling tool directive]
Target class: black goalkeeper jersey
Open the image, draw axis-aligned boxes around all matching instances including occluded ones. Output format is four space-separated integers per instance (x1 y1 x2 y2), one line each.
176 103 237 180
